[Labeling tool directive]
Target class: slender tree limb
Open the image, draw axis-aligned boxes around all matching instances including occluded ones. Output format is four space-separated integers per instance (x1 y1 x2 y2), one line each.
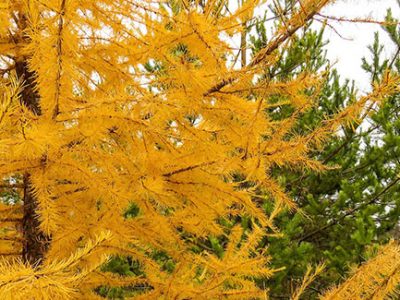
316 13 400 26
297 177 400 243
163 160 218 177
52 0 66 119
0 218 22 222
0 236 23 242
0 184 24 189
0 252 22 256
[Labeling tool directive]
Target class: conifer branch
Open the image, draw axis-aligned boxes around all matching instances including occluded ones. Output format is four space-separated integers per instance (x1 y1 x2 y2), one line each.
204 0 332 96
0 218 22 223
321 242 400 299
0 252 22 256
0 184 24 189
52 0 66 119
163 160 218 177
297 177 400 243
316 13 400 26
0 236 23 242
0 0 396 297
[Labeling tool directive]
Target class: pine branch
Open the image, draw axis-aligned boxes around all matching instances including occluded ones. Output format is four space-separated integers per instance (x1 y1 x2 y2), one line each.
297 177 400 243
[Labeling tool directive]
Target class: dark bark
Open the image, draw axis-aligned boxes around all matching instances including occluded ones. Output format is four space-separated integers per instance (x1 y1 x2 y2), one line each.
21 174 49 265
14 23 50 265
15 60 41 115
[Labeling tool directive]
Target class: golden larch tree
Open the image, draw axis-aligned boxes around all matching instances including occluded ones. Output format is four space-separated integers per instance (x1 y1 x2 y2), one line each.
0 0 399 298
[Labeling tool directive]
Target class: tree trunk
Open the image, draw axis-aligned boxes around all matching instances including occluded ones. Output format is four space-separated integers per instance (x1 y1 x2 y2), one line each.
21 174 49 265
15 50 50 266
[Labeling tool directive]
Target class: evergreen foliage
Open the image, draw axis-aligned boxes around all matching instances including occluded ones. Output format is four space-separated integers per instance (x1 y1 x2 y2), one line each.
246 2 400 298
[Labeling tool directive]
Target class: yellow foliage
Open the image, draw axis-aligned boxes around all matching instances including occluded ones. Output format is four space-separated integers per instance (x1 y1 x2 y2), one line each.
0 231 111 299
322 241 400 300
0 0 398 298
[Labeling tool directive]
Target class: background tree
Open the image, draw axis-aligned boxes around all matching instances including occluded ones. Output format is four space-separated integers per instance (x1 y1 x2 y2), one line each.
244 2 400 298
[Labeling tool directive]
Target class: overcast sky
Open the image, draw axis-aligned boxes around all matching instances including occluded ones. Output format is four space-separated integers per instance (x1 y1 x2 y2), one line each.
320 0 400 92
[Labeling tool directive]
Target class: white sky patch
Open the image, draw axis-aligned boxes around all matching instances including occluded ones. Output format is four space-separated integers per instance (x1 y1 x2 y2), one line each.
311 0 400 140
88 71 102 90
319 0 400 93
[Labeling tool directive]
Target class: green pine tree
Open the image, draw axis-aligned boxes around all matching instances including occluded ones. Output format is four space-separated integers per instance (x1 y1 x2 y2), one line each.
249 4 400 299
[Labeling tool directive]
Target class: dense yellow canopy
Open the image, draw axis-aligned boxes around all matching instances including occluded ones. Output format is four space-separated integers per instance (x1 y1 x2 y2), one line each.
0 0 399 298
